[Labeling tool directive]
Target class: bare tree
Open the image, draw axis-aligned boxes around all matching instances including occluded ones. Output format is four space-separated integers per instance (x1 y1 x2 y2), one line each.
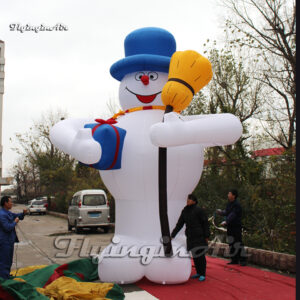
10 109 72 200
184 46 262 162
221 0 296 149
12 159 37 202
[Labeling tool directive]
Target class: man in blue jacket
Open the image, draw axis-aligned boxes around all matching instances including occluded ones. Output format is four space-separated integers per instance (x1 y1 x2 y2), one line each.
216 189 247 266
0 196 27 279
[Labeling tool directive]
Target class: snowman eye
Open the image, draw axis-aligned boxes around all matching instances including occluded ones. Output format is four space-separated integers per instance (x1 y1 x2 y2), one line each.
148 72 158 81
135 72 145 81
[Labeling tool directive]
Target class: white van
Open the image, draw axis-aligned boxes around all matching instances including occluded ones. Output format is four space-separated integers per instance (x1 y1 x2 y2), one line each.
67 189 111 233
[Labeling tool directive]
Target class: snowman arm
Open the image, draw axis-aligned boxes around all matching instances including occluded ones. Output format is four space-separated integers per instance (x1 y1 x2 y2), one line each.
150 112 242 147
50 118 94 153
180 114 224 121
50 118 102 164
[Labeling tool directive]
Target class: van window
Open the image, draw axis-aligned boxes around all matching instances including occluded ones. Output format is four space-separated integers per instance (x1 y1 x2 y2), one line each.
32 200 43 205
83 194 106 206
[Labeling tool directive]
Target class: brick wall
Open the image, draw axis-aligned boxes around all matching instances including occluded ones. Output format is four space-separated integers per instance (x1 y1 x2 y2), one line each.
208 241 296 273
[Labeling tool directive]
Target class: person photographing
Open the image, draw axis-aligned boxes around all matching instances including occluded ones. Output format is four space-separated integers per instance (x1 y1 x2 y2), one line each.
0 196 27 279
171 194 210 282
216 189 247 266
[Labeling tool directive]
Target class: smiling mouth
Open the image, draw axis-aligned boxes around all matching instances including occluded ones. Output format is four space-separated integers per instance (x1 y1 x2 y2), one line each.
125 87 162 104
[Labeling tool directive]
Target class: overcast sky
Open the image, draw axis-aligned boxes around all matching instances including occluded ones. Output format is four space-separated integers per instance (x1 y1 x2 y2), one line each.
0 0 228 179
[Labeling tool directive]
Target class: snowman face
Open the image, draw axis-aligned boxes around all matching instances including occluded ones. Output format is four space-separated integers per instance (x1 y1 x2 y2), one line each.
119 71 168 110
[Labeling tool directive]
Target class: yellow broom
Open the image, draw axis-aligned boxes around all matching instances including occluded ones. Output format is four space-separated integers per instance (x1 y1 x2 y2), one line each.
162 50 213 112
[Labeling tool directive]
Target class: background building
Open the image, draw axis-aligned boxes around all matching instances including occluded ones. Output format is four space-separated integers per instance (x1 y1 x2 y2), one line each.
0 40 13 195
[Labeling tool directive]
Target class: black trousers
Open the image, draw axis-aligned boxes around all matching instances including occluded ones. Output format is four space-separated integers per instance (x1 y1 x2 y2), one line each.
227 226 247 263
190 246 207 276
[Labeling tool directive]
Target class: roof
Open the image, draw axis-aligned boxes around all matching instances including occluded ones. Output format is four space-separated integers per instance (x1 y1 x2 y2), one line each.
73 189 107 195
252 147 285 157
203 147 287 166
204 158 227 166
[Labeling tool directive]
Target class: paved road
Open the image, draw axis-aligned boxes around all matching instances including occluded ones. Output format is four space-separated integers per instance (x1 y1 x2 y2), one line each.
11 204 157 299
12 204 114 267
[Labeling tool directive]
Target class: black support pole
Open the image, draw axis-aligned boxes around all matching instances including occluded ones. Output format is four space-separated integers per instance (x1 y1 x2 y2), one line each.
158 104 173 257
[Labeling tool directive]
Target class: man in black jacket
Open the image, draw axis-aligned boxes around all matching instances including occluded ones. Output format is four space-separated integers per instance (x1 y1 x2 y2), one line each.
216 189 247 266
171 194 210 282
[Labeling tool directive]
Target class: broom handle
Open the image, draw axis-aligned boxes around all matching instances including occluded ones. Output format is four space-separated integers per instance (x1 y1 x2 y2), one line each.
158 104 173 257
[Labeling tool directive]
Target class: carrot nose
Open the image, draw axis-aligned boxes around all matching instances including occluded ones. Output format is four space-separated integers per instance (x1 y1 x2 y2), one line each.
141 75 149 85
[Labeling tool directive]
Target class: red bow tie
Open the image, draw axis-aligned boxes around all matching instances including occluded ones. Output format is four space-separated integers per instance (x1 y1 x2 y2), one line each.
95 118 117 125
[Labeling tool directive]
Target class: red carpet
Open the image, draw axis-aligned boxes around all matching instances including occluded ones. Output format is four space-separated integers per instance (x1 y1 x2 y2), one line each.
136 256 295 300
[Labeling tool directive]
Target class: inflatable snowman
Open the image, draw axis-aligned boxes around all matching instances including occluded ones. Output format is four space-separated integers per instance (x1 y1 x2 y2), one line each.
50 27 242 284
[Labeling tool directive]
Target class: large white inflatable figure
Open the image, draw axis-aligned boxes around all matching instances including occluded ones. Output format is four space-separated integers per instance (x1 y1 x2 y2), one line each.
50 27 242 284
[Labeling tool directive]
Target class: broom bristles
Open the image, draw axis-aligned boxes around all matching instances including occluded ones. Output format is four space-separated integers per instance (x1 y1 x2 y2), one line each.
162 50 213 111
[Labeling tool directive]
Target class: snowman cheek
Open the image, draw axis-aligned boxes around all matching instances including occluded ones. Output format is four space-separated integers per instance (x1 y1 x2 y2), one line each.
118 88 138 111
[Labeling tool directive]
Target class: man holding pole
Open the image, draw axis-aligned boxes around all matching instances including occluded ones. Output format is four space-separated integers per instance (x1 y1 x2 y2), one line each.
171 194 210 282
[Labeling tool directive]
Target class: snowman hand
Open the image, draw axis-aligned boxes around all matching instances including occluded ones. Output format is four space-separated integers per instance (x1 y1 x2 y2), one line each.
70 128 102 164
150 112 188 147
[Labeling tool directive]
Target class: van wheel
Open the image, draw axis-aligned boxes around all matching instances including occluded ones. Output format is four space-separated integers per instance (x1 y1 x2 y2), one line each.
67 220 72 231
103 227 109 233
75 221 82 234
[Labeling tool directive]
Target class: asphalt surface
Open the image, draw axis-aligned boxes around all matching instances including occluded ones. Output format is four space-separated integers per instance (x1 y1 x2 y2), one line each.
11 204 157 299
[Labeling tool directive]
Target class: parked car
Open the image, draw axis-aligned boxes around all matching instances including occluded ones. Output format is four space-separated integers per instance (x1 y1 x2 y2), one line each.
36 197 48 208
67 189 111 233
27 199 47 215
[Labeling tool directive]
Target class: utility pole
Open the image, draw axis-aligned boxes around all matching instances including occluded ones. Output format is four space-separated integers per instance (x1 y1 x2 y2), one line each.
0 40 13 196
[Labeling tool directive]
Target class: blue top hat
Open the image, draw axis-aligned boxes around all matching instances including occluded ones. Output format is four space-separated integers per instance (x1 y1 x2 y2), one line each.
110 27 176 81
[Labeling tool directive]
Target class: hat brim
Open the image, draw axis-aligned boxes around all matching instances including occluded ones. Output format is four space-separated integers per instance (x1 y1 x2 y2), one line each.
110 54 171 81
